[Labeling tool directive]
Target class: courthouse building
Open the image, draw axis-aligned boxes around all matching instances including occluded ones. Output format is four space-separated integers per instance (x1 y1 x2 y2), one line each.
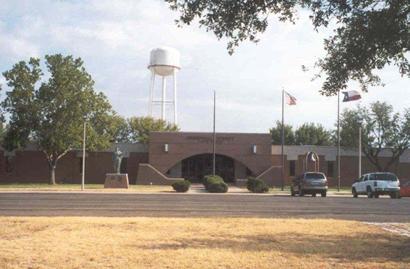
1 132 409 187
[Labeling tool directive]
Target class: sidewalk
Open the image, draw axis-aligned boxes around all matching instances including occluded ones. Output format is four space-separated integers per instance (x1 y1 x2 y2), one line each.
188 184 352 196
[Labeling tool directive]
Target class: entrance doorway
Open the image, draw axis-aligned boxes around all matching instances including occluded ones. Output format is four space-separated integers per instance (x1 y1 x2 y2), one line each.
181 154 235 182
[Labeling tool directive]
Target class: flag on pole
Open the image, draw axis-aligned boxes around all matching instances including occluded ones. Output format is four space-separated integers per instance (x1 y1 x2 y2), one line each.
342 90 361 102
285 91 297 105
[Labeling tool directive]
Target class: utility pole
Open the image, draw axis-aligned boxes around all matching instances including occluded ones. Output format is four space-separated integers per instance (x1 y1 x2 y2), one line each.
212 91 216 176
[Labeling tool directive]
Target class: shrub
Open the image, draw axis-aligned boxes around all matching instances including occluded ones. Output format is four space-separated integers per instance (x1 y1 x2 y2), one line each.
172 180 191 192
203 175 228 193
247 177 269 193
203 175 224 188
207 181 228 193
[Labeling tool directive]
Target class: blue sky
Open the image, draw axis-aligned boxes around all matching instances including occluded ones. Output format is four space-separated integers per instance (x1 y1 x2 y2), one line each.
0 0 408 133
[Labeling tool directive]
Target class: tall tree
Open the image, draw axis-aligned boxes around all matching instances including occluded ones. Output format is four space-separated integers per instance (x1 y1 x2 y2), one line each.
1 58 42 151
2 54 119 184
0 123 6 142
270 120 295 145
295 123 332 145
339 102 410 171
110 115 130 143
166 1 410 95
127 116 179 144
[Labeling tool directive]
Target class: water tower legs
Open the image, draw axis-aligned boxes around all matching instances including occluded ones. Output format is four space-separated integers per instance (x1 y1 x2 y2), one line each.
147 73 177 124
161 77 167 120
173 70 177 124
148 71 155 116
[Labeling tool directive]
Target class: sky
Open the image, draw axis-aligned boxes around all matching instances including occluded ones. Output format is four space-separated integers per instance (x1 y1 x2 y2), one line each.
0 0 408 133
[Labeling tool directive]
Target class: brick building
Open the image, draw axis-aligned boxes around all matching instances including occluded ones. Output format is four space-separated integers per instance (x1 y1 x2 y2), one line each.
1 132 409 187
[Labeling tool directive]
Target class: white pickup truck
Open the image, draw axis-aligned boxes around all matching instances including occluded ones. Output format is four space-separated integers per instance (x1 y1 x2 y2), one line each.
352 172 401 199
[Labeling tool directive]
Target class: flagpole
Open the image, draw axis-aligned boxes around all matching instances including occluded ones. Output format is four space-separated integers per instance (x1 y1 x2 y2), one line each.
337 90 341 192
212 90 216 176
281 89 285 191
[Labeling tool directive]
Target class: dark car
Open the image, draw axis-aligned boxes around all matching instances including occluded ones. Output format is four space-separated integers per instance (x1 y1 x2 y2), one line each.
291 172 328 197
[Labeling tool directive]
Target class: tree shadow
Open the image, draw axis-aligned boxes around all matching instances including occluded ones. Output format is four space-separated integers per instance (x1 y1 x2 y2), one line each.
138 231 410 263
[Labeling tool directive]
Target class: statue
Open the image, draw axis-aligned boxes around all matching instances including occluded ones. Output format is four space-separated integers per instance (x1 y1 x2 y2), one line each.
113 147 123 174
105 146 129 188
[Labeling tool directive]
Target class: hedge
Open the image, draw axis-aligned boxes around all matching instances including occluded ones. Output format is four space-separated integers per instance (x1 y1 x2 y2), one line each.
247 177 269 193
203 175 228 193
172 180 191 192
203 175 224 188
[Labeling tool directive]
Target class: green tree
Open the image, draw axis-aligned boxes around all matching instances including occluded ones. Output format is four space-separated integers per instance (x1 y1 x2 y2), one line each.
295 123 332 145
1 58 41 151
339 102 410 171
270 120 295 145
110 115 130 143
127 116 179 144
2 54 119 184
166 1 410 95
0 123 6 142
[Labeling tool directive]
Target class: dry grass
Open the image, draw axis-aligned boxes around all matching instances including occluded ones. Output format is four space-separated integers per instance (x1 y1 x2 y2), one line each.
1 217 409 269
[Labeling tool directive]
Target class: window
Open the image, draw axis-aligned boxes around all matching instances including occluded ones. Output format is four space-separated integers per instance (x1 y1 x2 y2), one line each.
304 172 325 180
369 173 397 181
289 160 296 177
327 161 334 177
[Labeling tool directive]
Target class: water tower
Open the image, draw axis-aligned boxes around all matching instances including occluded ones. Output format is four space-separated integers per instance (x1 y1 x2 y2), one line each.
148 47 180 124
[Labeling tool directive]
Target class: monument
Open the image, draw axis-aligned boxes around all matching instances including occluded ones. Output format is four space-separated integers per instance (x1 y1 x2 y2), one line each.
104 147 129 188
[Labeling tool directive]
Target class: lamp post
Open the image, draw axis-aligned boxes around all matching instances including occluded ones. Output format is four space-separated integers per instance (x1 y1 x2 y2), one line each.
212 91 216 176
358 119 363 178
337 90 341 192
81 119 86 191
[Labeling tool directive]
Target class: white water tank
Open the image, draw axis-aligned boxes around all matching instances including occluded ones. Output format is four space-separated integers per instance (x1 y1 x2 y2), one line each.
148 47 180 76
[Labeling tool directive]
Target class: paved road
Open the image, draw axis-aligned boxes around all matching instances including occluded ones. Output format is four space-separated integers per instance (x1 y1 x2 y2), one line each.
0 192 409 222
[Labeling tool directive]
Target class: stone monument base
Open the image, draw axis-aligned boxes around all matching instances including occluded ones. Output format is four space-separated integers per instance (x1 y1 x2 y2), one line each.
104 173 129 189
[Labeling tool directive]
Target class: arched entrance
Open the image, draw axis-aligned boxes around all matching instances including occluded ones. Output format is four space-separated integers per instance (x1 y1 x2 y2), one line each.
166 153 251 183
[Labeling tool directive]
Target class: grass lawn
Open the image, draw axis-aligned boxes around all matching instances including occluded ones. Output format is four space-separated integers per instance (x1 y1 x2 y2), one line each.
0 183 171 192
1 217 409 269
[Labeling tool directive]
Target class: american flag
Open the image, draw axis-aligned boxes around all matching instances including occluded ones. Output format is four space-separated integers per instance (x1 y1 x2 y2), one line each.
285 91 297 105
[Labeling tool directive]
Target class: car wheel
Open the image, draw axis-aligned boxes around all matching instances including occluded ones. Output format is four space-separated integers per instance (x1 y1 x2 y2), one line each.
352 187 358 198
312 193 316 197
367 187 373 198
321 191 327 197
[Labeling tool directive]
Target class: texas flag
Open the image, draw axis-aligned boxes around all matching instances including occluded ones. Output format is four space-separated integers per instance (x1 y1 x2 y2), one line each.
342 90 362 102
285 91 297 105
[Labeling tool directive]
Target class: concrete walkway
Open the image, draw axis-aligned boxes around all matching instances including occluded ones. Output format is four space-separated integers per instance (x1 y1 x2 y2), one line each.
188 184 249 194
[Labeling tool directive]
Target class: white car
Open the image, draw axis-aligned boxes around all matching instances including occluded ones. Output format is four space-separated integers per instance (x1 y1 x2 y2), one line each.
352 172 401 199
